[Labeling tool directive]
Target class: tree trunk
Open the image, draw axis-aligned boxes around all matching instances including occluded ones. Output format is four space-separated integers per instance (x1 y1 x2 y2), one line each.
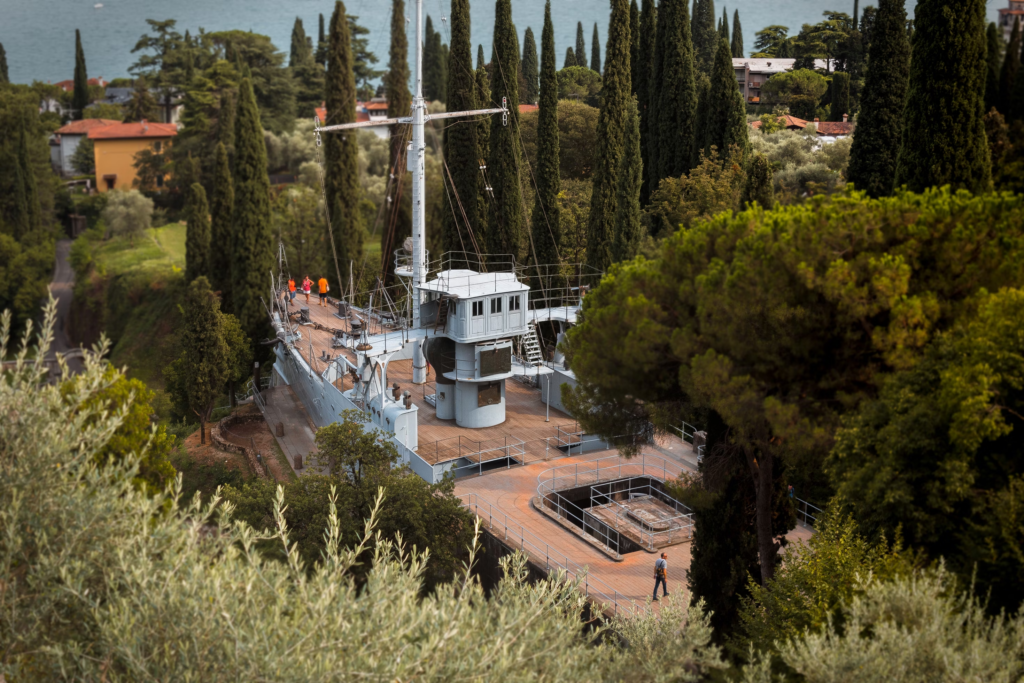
745 445 778 585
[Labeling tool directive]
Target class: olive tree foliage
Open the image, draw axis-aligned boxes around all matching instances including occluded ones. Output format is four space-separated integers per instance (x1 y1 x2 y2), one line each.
0 304 728 681
100 189 154 246
749 128 852 200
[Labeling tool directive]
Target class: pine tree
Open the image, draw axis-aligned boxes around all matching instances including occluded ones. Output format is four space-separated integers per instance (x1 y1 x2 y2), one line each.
325 1 364 287
847 0 910 197
522 27 539 104
742 152 774 207
1000 18 1021 114
564 48 577 68
289 18 310 67
611 96 642 263
210 143 234 308
383 0 412 276
691 0 718 73
828 71 851 120
591 23 602 73
532 1 561 276
894 0 991 193
651 0 698 185
720 8 730 43
986 22 1003 113
576 22 587 67
182 276 229 444
186 183 211 283
638 0 657 203
587 0 632 272
441 0 480 260
731 9 744 57
630 0 640 96
230 77 274 349
0 43 8 84
696 36 747 160
72 30 89 120
487 0 525 261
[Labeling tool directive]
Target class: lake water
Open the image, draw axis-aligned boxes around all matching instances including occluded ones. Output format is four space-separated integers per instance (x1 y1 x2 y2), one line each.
2 0 1005 86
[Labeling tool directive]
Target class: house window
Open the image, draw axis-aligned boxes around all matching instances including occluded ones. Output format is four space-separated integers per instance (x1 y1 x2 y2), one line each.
156 175 163 188
154 141 162 153
509 295 521 311
472 301 484 317
490 297 502 314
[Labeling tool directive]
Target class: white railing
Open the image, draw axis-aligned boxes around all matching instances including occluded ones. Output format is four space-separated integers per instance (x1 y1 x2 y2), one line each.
537 452 687 496
458 492 633 615
590 479 694 550
795 497 822 528
450 439 528 478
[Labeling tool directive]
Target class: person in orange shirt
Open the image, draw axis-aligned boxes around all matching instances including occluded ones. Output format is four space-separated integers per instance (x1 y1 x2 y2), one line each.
287 278 296 302
317 276 329 306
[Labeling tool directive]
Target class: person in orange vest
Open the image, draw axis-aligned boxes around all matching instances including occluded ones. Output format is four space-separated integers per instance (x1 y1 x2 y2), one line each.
317 275 329 307
287 277 296 301
302 276 313 304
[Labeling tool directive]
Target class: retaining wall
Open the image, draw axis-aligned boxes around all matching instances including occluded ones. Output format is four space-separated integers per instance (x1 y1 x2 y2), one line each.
211 412 270 478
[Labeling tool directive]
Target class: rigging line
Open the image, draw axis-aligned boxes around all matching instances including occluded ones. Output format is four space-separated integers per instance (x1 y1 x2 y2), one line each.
314 128 347 302
438 157 473 263
321 2 393 126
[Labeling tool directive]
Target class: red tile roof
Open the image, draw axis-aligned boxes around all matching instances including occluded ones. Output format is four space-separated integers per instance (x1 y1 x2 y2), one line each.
365 101 389 111
519 104 539 113
750 114 809 130
314 106 371 124
814 120 854 136
55 118 121 135
54 77 109 92
87 121 177 140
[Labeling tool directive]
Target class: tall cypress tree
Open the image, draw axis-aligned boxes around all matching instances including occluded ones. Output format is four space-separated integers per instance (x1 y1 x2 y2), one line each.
210 142 234 308
1000 18 1021 114
486 0 525 261
0 43 8 85
72 30 89 120
638 0 656 204
532 1 561 275
441 0 480 259
691 0 718 73
630 0 640 96
522 27 539 104
423 16 439 101
384 0 412 276
828 72 851 120
611 96 642 263
720 8 730 43
564 48 577 68
316 13 327 65
231 78 274 349
7 127 30 240
289 18 310 67
186 183 211 283
696 36 747 160
1010 56 1024 122
12 120 40 239
587 0 632 272
591 23 602 73
475 45 491 246
182 277 229 445
742 152 774 208
847 0 910 197
576 22 587 67
731 9 744 57
986 22 1003 113
325 1 364 286
894 0 991 194
652 0 698 184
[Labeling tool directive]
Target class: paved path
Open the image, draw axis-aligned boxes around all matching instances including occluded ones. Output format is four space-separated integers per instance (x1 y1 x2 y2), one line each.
262 384 320 475
47 240 84 375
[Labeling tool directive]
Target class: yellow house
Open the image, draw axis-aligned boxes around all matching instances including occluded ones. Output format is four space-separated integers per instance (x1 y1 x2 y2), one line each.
88 120 177 193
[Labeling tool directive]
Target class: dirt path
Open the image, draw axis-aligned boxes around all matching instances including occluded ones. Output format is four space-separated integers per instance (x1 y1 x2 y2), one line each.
217 419 294 483
48 240 84 375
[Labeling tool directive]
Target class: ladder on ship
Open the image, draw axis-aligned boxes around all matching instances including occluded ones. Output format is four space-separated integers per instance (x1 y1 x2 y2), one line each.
521 322 544 365
434 296 455 333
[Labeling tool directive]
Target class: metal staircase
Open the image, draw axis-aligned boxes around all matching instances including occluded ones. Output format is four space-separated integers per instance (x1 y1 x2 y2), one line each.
434 296 453 333
521 323 544 365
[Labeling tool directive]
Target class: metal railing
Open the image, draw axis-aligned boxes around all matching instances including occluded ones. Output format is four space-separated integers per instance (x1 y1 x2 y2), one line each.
794 497 822 528
590 479 694 551
458 492 632 615
449 440 528 478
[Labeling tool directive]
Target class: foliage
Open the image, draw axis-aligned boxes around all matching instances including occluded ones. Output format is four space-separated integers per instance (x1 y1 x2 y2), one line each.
591 23 602 74
274 185 327 281
644 145 744 237
555 65 602 106
184 183 210 282
180 277 228 442
564 48 577 69
630 0 640 98
753 26 790 57
576 21 587 66
0 42 7 84
530 1 561 274
521 27 539 104
760 69 828 107
207 30 296 134
383 0 412 272
985 22 1003 113
742 152 774 208
101 189 153 246
611 96 643 262
650 0 697 188
558 179 591 266
828 71 851 120
732 9 744 57
694 37 748 162
72 30 90 120
264 118 317 173
691 0 718 73
70 136 95 175
749 128 851 200
423 16 447 104
1000 17 1021 116
209 142 233 309
638 0 656 203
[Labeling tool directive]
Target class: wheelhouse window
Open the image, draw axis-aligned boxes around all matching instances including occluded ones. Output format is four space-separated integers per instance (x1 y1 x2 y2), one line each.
472 300 484 316
509 295 521 311
490 297 502 314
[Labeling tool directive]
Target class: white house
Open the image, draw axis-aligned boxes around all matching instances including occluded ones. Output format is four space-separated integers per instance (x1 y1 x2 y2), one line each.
51 118 120 176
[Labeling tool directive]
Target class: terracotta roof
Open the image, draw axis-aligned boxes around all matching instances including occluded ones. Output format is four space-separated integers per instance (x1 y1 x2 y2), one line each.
364 101 389 111
54 77 109 92
519 104 539 113
55 118 121 135
87 121 177 140
814 120 854 136
750 114 809 130
314 106 371 124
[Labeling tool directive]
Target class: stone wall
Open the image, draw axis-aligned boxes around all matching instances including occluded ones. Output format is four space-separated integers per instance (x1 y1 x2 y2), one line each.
212 412 270 478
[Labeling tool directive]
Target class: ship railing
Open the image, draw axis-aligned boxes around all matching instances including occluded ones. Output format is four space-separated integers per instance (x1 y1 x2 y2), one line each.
591 478 694 551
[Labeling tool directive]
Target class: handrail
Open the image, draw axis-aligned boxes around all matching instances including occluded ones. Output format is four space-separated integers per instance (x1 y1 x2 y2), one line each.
537 452 687 495
794 497 822 528
458 492 632 615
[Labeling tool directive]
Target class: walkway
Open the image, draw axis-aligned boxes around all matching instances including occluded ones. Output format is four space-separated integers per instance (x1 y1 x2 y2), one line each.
261 384 320 475
48 239 84 375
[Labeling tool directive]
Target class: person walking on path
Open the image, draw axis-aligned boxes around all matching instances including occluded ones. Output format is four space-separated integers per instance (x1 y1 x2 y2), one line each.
288 277 297 301
317 276 329 307
653 552 669 601
302 276 313 304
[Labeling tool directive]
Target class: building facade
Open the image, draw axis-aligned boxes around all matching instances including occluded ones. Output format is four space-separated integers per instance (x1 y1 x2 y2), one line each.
87 120 177 192
732 58 832 104
52 118 120 176
1000 0 1024 42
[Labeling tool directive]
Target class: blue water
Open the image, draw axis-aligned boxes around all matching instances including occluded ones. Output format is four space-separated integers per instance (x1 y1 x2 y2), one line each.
1 0 1005 86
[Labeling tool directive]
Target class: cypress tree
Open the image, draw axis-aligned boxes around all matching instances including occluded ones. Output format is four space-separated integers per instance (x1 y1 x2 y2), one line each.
638 0 657 204
218 89 236 152
182 276 229 444
587 0 632 272
1010 57 1024 122
591 23 602 73
828 71 851 120
692 0 718 73
564 48 577 68
652 0 698 184
720 8 730 43
630 0 640 96
986 22 1003 113
316 13 327 65
186 183 211 283
441 0 480 259
230 78 274 349
384 0 412 275
12 120 39 239
325 1 364 287
691 73 712 166
894 0 991 193
742 152 774 207
210 143 234 308
475 45 491 247
72 30 89 120
532 1 561 275
0 43 8 84
424 16 445 102
289 18 310 67
847 0 910 197
487 0 525 261
696 36 747 160
731 9 744 57
611 96 642 263
576 22 587 67
1000 18 1021 114
522 27 539 104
